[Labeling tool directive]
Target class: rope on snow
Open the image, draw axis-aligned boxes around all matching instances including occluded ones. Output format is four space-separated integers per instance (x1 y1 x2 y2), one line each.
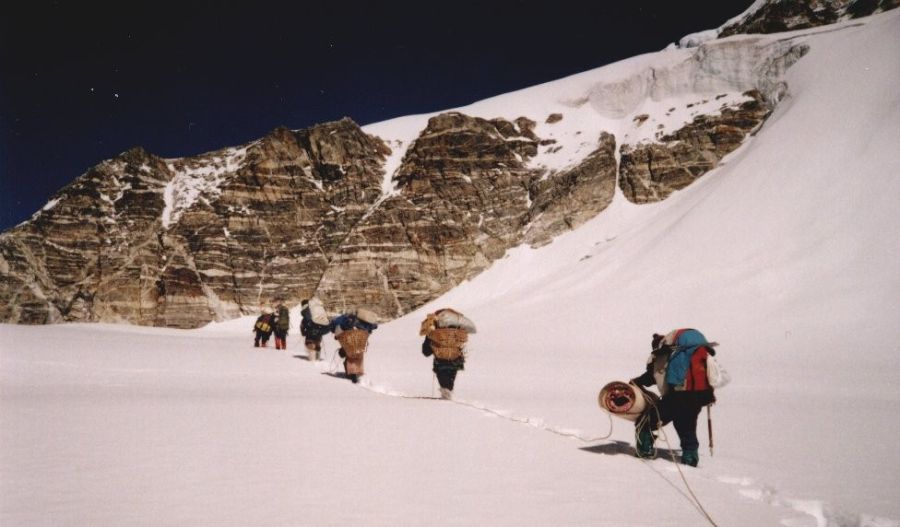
637 404 719 527
323 366 715 526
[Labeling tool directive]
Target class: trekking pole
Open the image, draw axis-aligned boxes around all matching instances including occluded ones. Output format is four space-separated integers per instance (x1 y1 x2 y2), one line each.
707 405 714 456
329 346 340 373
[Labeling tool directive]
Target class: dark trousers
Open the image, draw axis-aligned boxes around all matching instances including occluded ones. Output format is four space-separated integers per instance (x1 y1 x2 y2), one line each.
254 331 271 347
435 369 458 390
639 391 709 451
433 358 464 391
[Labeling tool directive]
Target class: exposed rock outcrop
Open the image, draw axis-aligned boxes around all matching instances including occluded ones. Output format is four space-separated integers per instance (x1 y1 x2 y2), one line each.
523 132 617 246
0 119 391 328
720 0 899 37
619 90 772 203
0 147 173 324
611 34 810 204
156 121 389 327
316 112 541 316
1 14 826 327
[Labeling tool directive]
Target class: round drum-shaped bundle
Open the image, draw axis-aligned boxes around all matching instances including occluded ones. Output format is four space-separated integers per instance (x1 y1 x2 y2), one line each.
597 381 656 422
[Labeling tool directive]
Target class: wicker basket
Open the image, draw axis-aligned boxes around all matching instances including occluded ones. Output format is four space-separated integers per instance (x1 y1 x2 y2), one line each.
428 327 467 360
336 329 369 358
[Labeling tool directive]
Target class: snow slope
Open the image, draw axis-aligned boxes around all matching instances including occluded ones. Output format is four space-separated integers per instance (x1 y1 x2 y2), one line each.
2 9 900 527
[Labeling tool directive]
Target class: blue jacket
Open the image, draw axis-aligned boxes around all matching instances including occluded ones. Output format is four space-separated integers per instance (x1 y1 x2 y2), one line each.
664 329 710 386
331 313 378 334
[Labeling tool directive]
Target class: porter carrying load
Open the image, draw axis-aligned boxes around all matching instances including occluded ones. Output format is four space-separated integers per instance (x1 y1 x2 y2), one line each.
420 308 476 399
332 309 378 384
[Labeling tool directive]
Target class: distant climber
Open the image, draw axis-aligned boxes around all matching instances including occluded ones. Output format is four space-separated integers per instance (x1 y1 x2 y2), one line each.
253 307 276 348
420 308 477 399
630 329 717 467
273 301 291 350
331 308 378 383
300 297 331 361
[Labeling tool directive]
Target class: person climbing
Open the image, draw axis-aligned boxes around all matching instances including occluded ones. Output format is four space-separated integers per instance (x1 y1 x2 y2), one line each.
252 307 276 348
300 297 331 361
630 329 717 467
273 301 291 350
420 308 476 399
331 308 378 383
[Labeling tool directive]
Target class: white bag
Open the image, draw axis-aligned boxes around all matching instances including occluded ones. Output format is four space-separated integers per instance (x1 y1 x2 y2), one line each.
307 297 330 326
355 307 379 325
706 355 731 388
435 309 477 334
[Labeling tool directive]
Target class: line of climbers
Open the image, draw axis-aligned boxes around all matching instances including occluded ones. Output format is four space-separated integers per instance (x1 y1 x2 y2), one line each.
252 299 477 398
256 302 725 466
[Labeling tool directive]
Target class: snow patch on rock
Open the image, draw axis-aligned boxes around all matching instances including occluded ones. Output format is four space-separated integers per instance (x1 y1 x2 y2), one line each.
161 146 249 228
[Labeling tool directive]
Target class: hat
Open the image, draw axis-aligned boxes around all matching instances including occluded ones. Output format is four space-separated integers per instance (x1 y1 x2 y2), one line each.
651 333 664 350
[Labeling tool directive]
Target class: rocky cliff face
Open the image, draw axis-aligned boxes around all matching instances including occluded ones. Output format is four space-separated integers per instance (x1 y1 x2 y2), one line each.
316 112 619 316
1 14 824 327
720 0 899 37
316 112 540 316
0 120 391 328
619 90 773 203
0 147 172 325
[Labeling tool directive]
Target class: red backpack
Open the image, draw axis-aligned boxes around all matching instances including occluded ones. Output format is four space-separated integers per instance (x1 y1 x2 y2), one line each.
683 346 712 391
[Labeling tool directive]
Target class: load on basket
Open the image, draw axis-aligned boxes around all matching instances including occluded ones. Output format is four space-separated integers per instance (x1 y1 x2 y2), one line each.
435 309 476 333
355 308 379 325
302 297 330 326
336 328 369 358
420 308 477 336
597 381 660 422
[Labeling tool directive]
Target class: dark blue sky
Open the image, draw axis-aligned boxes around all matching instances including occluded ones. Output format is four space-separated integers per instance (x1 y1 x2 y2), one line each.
0 1 751 230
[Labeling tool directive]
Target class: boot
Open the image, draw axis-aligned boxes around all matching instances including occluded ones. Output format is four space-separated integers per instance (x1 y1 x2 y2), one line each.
635 427 655 458
439 388 452 400
680 449 699 467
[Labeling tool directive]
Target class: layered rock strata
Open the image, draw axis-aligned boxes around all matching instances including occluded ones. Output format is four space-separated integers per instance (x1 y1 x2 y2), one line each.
315 113 619 315
1 21 824 327
619 90 772 203
0 119 390 328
